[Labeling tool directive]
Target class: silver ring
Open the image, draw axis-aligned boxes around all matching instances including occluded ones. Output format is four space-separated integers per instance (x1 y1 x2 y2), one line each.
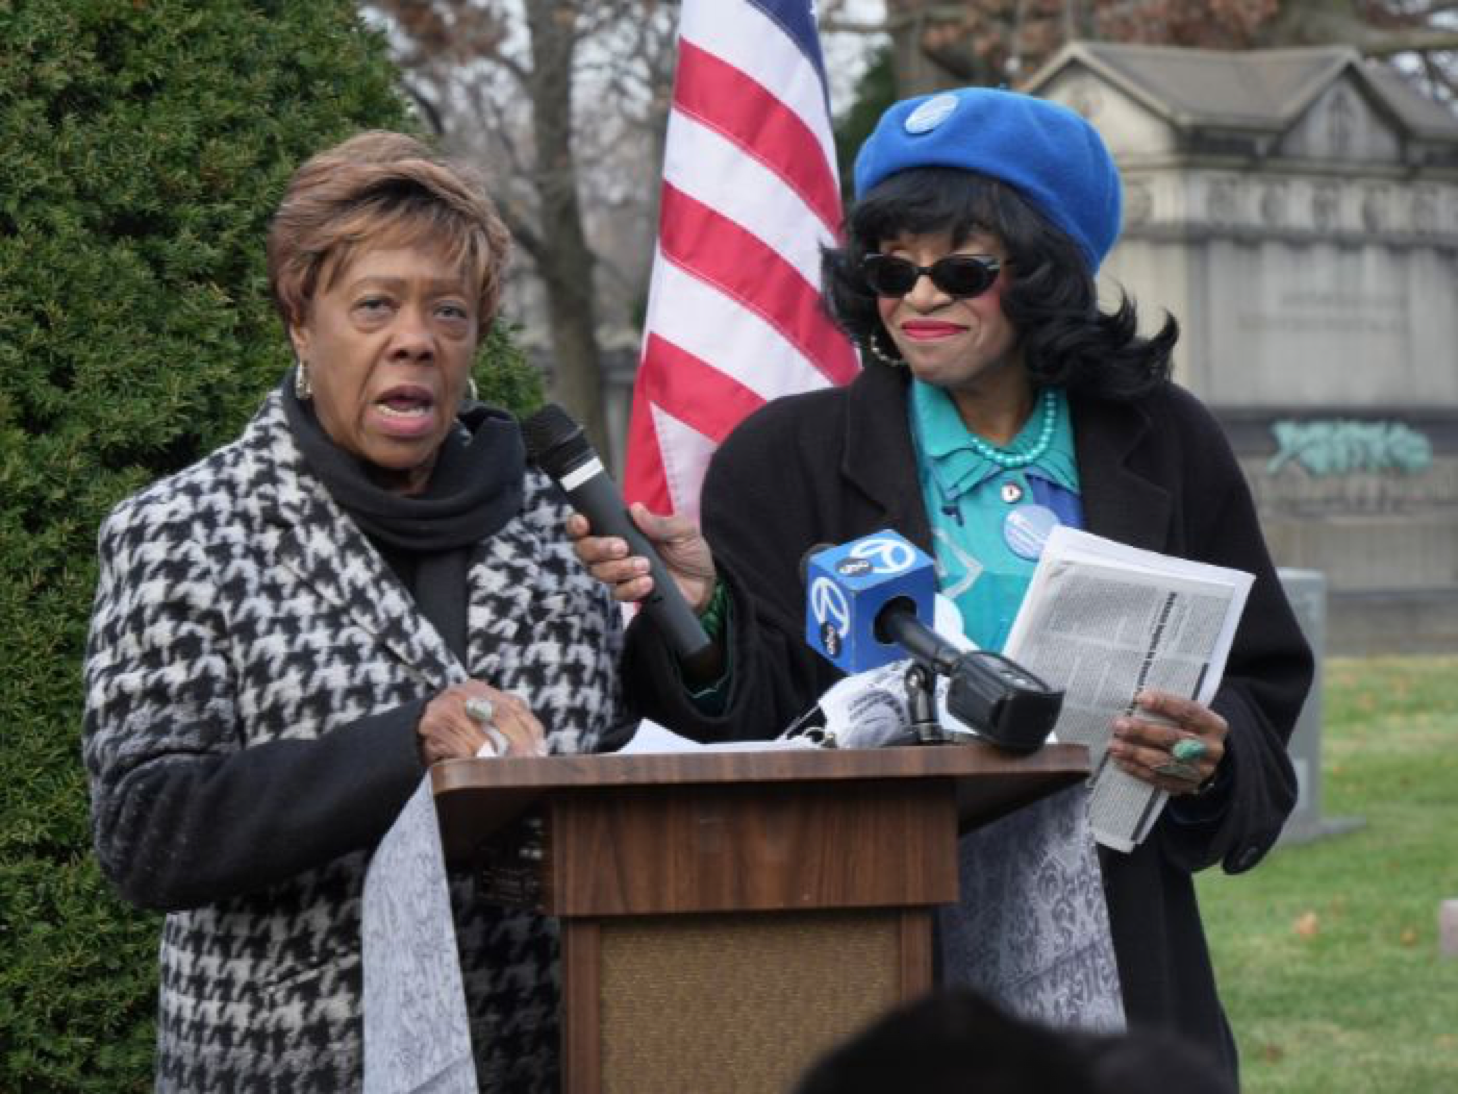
1153 759 1202 783
476 723 510 758
464 696 495 725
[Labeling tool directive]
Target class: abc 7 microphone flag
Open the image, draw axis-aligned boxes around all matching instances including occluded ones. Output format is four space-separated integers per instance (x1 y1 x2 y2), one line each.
804 530 936 675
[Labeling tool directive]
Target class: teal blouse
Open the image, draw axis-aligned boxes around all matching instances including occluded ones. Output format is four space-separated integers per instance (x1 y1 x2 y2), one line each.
909 381 1082 651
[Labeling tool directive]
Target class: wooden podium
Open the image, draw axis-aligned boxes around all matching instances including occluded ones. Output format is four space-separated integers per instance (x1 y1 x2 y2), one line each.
433 744 1087 1093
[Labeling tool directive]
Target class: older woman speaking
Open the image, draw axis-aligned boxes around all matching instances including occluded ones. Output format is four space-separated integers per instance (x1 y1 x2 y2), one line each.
82 132 621 1093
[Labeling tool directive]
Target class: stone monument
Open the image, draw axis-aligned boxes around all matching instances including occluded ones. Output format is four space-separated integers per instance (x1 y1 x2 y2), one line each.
1025 43 1458 652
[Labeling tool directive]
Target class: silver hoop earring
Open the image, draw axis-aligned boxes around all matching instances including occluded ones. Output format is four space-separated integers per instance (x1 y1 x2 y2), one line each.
467 376 479 402
863 330 905 368
294 360 312 400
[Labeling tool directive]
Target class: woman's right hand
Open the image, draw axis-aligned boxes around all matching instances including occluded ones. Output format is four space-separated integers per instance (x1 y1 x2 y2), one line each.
565 502 718 614
416 681 546 765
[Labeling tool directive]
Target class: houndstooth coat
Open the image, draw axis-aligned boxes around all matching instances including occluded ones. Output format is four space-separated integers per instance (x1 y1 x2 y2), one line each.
83 391 623 1093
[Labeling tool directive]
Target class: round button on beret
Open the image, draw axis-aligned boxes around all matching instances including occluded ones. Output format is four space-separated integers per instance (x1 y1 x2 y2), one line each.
853 87 1123 272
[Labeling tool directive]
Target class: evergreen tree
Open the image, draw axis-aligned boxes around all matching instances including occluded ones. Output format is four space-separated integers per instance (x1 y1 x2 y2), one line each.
0 2 539 1087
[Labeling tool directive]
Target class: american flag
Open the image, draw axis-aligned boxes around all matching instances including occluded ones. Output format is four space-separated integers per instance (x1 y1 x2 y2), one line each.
622 0 859 522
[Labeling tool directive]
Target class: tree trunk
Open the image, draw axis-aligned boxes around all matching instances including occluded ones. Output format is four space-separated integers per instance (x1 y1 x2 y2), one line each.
526 0 609 456
884 0 1024 94
1256 0 1368 47
886 0 966 94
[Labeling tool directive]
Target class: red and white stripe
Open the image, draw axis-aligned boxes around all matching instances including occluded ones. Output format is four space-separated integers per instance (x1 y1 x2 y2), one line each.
623 0 858 522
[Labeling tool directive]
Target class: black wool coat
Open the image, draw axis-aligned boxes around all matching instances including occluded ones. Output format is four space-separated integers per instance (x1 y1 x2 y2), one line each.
623 360 1313 1084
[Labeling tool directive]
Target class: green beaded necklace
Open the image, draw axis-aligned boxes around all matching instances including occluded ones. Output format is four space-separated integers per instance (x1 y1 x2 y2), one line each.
964 388 1059 469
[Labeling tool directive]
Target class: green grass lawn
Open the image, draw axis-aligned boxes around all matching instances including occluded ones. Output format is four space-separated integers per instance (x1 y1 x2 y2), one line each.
1196 656 1458 1092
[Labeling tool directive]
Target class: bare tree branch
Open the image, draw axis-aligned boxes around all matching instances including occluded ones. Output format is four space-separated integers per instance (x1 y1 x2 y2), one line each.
1428 53 1458 94
846 1 1455 100
821 15 917 33
493 198 545 264
1377 0 1458 18
399 76 445 136
493 49 531 88
820 4 968 34
1360 28 1458 54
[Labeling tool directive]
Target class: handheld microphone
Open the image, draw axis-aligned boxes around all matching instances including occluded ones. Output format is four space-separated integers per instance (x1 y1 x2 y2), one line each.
803 531 1063 752
522 404 713 665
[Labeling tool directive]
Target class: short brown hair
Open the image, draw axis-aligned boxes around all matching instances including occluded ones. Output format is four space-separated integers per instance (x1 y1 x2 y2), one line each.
266 131 511 329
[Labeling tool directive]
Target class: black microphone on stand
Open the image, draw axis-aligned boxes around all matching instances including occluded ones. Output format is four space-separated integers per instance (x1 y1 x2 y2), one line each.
802 532 1062 752
873 603 1063 752
522 404 714 666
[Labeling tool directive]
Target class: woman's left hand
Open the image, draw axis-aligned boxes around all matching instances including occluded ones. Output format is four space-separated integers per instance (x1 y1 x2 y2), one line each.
416 681 547 766
1106 689 1227 795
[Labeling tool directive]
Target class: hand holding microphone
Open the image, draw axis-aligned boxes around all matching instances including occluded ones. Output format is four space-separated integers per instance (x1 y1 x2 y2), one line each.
524 405 716 670
565 504 717 615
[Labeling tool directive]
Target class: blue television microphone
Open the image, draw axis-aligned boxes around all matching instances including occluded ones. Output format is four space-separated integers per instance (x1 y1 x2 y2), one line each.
803 530 937 675
802 530 1063 752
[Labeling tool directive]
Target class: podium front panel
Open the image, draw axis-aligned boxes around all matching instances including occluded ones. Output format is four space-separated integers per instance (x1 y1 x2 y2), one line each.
546 780 959 917
563 907 932 1093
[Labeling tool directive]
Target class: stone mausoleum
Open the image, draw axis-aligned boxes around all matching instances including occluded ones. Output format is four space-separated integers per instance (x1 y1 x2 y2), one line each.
1026 43 1458 652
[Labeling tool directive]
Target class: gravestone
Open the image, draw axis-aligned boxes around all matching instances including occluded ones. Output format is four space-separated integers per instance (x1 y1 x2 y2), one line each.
1276 568 1363 845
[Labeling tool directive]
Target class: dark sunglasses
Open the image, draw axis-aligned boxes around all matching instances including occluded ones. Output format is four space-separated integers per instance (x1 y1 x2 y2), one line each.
861 252 1002 299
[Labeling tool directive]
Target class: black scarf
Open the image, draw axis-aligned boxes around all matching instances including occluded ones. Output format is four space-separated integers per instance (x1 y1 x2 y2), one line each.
281 369 525 662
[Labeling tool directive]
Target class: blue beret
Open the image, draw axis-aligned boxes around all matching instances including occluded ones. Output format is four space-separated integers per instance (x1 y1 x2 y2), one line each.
853 88 1122 272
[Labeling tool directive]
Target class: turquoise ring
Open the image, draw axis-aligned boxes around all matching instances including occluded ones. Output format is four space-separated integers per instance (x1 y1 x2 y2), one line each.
1172 737 1208 764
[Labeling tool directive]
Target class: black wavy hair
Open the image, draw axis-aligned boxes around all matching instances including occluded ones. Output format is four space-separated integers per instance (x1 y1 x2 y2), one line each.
821 166 1176 400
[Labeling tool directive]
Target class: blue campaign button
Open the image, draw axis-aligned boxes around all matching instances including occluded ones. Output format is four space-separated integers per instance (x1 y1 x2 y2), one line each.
904 93 959 134
1003 504 1061 560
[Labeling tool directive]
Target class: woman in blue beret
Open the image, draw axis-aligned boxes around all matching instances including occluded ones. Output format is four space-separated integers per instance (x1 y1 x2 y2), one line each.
571 87 1311 1084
